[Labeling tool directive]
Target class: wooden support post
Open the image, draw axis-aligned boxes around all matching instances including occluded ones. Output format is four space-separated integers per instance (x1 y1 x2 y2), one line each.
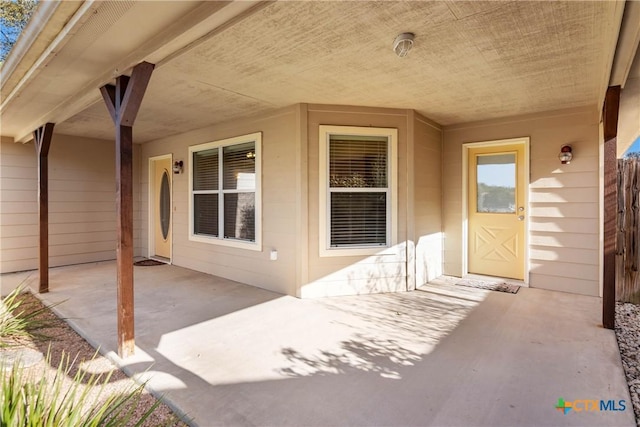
100 62 154 358
603 86 620 330
33 123 55 294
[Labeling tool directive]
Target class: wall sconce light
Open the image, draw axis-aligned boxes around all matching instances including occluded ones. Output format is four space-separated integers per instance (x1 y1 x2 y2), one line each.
558 145 573 164
173 160 183 174
393 32 415 58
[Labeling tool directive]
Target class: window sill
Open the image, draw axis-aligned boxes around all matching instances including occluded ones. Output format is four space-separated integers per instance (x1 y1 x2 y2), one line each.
319 245 397 258
189 234 262 251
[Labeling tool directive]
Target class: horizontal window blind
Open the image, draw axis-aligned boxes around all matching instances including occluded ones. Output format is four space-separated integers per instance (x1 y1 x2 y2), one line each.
193 149 218 191
330 193 386 246
194 194 218 236
223 142 255 190
328 136 389 247
329 139 387 188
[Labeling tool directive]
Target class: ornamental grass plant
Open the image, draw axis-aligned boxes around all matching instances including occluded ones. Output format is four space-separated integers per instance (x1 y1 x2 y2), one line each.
0 286 57 346
1 287 180 426
1 352 162 427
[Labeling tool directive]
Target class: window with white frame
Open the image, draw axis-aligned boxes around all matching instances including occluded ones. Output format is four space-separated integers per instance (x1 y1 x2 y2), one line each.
319 126 397 257
189 132 261 250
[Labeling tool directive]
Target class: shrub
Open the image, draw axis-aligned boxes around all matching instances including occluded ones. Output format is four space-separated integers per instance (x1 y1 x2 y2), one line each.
0 286 58 346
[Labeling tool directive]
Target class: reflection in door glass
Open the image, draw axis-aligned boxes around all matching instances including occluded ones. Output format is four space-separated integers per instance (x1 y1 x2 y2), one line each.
160 171 170 240
477 154 515 213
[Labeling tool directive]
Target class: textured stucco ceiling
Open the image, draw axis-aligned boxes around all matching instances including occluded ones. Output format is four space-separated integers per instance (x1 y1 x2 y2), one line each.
3 1 624 143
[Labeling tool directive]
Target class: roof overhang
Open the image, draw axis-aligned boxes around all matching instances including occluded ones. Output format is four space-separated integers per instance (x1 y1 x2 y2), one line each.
0 1 630 144
609 0 640 156
1 0 268 142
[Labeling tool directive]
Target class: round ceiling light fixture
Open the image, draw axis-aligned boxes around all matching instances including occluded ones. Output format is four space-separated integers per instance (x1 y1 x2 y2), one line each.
393 32 415 58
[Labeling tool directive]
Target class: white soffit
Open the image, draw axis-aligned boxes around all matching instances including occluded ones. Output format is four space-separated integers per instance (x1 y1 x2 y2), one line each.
618 51 640 157
1 0 265 142
610 0 640 88
0 1 82 97
1 1 625 143
610 0 640 156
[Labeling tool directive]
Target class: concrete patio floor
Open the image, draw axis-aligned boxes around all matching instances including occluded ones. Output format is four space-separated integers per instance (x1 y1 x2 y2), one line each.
11 261 635 426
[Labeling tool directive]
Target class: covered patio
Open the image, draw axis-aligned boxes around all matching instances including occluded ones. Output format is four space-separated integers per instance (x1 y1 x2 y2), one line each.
2 1 640 365
9 261 632 426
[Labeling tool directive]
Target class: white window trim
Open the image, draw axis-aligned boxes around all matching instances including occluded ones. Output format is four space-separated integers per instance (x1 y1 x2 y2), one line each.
188 132 262 251
319 125 398 257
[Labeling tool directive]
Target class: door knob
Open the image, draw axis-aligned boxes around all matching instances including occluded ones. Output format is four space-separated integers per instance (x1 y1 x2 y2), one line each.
518 207 525 212
518 215 525 221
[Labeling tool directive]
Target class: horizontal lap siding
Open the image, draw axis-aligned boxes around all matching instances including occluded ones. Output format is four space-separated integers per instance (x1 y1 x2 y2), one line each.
140 107 298 295
527 117 599 295
442 142 463 276
1 138 37 274
0 135 116 274
413 114 443 287
302 105 411 297
443 107 601 296
49 135 116 268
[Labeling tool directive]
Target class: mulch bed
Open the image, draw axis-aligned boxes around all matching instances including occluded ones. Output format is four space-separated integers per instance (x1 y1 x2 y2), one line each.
0 292 187 426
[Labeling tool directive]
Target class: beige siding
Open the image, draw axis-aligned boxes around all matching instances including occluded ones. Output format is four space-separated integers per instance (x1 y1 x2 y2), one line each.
302 105 412 297
442 107 601 296
412 113 443 287
0 136 37 273
139 107 298 295
49 135 116 267
1 134 117 274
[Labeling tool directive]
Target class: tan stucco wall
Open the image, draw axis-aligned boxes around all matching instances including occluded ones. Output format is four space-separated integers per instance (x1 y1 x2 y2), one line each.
139 106 299 296
0 134 117 274
443 107 601 296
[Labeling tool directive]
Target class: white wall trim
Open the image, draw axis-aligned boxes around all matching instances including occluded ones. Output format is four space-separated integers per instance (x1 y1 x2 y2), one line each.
1 1 97 116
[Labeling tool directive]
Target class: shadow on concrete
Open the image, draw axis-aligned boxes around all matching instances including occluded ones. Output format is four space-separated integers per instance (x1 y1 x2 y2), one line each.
36 262 635 427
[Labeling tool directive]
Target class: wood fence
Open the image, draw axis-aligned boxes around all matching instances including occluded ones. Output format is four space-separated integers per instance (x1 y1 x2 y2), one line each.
616 157 640 303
